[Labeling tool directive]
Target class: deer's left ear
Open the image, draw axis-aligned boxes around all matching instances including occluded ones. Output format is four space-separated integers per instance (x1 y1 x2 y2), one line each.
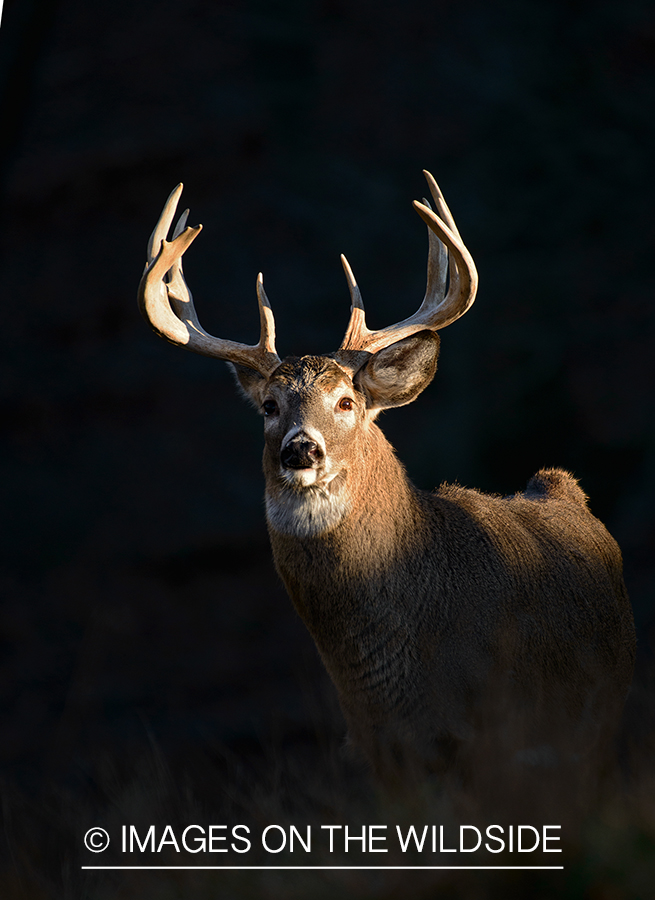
355 330 440 410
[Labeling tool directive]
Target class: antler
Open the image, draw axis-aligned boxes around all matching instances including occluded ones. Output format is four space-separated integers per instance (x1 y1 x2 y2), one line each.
138 184 281 376
338 170 478 355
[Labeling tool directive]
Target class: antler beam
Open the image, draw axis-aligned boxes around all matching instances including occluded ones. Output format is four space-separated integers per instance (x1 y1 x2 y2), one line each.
138 184 281 376
338 170 478 355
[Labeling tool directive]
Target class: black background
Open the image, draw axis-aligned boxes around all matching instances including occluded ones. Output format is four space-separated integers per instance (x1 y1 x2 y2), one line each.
1 0 654 896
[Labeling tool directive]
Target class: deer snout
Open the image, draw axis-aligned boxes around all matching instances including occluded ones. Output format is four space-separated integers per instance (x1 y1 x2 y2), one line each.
280 434 325 469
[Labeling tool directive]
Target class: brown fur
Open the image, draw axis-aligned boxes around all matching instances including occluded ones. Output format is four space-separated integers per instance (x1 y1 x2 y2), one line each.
234 336 636 783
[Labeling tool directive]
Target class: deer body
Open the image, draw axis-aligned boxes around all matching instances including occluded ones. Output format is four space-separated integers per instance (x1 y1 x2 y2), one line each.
138 172 636 779
273 467 633 773
256 356 633 777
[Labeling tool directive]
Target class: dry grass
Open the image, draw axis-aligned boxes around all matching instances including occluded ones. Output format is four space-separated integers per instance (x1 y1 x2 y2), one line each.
1 543 652 899
1 682 654 900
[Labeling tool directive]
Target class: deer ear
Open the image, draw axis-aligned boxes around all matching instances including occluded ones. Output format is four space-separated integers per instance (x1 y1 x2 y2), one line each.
355 331 440 410
229 362 268 410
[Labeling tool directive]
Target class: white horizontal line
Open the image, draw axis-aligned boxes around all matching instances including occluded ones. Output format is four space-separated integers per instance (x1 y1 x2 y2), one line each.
82 865 564 871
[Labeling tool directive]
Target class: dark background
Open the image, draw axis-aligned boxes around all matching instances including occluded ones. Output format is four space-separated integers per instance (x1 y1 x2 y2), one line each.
1 0 654 896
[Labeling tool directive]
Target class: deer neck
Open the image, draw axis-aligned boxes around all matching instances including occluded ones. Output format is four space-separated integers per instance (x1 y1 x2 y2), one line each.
266 421 418 540
266 423 430 727
265 422 425 610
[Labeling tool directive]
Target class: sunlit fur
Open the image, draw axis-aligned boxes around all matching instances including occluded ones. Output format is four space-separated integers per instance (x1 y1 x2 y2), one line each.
261 357 361 537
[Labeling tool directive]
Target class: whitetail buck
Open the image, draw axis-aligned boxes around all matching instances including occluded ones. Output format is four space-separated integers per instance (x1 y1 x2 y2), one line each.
138 172 635 781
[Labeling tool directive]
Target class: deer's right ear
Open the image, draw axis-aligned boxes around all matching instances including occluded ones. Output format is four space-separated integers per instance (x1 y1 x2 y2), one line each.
355 330 440 410
229 362 268 410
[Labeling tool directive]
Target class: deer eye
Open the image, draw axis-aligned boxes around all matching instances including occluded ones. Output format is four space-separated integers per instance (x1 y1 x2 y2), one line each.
263 399 278 416
337 397 354 412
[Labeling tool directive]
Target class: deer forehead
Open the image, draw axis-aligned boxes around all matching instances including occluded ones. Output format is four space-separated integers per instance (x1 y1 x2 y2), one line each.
268 356 354 401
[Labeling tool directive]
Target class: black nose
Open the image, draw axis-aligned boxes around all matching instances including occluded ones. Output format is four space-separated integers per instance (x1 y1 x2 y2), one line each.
281 437 323 469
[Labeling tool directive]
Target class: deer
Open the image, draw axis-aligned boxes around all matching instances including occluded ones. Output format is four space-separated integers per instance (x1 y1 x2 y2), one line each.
137 171 636 784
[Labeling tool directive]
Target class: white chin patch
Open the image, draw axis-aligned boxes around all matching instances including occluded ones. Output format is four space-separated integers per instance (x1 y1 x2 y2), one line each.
282 468 319 489
266 472 350 538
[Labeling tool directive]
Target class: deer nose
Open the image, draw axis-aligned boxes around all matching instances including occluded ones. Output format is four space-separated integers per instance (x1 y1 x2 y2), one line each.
281 436 324 469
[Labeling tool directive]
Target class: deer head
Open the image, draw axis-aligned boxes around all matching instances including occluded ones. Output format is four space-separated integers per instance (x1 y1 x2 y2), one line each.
138 173 478 537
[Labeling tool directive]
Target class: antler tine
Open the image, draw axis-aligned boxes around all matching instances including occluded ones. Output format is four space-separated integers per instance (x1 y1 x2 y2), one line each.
338 171 478 356
422 169 461 239
146 183 183 265
171 207 190 240
256 273 277 356
421 169 463 319
339 254 367 351
412 198 477 326
138 186 281 376
421 196 449 307
164 208 202 327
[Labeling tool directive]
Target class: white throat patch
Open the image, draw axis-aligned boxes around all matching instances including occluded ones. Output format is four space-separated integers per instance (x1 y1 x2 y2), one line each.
265 478 350 537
